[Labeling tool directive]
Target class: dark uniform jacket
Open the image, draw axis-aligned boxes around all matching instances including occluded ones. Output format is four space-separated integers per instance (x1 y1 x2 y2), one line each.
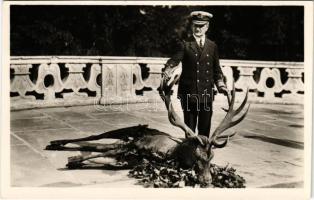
165 36 225 103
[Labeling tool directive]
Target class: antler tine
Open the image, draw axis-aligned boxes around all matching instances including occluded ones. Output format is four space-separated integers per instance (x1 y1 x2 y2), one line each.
168 101 196 137
216 104 250 135
159 73 204 145
217 131 236 139
229 81 236 109
218 89 249 132
211 131 236 148
233 87 249 116
211 104 250 148
209 86 250 148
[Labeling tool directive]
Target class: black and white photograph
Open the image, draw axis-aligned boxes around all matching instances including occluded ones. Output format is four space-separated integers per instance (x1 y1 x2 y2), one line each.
1 1 313 199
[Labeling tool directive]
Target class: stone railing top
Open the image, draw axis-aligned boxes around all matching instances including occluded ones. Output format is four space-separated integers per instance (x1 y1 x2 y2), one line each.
10 56 304 69
10 56 169 64
221 59 304 69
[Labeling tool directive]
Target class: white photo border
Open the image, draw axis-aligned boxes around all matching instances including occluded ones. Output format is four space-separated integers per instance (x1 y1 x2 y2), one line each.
1 1 313 199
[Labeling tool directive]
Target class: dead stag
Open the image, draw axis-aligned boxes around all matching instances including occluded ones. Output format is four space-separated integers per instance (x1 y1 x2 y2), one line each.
45 73 249 187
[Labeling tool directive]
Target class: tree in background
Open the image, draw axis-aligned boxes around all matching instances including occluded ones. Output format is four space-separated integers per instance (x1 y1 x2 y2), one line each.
10 5 303 61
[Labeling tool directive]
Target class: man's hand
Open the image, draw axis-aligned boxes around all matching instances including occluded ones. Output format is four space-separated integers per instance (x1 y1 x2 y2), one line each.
219 85 231 111
218 85 228 96
162 67 173 81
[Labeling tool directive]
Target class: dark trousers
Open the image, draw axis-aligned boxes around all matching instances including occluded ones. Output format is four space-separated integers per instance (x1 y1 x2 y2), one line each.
181 99 213 137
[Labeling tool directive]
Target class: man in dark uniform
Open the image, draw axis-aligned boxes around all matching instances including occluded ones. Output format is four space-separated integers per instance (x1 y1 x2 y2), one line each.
163 11 228 137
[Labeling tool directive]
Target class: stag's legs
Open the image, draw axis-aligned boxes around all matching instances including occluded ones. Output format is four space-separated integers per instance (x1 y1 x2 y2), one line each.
46 125 148 150
66 149 138 169
46 140 127 152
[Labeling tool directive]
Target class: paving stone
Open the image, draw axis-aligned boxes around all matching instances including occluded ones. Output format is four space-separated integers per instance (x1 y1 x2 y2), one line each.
11 118 70 132
212 141 303 187
147 122 184 138
11 135 24 145
269 118 304 128
44 111 94 122
65 119 117 133
89 112 150 126
10 110 47 120
233 120 304 142
129 110 171 125
14 129 87 153
245 113 278 121
67 105 117 114
248 104 303 116
230 135 304 165
13 129 121 176
11 145 79 187
66 169 140 188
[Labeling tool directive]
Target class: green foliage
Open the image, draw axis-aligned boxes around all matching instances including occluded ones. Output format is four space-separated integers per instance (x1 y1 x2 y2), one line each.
10 5 303 61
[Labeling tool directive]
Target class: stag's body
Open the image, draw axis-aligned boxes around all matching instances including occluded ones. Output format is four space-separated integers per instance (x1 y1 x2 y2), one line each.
46 125 213 182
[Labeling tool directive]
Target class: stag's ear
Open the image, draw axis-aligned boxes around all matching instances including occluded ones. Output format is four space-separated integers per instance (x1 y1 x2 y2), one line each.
138 124 149 128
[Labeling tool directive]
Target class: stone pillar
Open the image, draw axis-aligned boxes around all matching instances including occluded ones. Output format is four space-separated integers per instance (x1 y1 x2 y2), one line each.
221 65 234 90
11 64 35 100
282 68 304 103
63 63 88 99
100 63 137 105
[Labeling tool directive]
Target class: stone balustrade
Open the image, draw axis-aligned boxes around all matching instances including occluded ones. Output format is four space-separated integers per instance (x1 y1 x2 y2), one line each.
10 56 304 110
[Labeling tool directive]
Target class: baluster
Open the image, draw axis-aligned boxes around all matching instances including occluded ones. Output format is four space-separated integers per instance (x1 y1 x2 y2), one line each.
132 64 145 91
63 64 88 99
87 64 102 97
35 63 64 101
282 68 304 103
10 64 36 108
256 68 283 102
144 63 165 97
234 66 257 101
221 65 233 90
11 64 35 100
235 66 257 90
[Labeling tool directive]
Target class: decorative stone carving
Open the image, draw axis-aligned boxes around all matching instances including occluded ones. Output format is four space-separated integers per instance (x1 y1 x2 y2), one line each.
10 64 35 100
101 63 140 105
144 64 163 88
63 64 88 99
35 63 64 101
86 64 101 97
282 68 304 103
143 64 164 97
116 64 133 97
101 64 117 104
256 68 283 100
236 67 257 90
9 57 304 109
221 65 233 90
132 64 145 91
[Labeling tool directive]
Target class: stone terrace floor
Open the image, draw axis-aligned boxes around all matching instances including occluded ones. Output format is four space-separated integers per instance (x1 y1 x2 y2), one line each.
10 100 304 188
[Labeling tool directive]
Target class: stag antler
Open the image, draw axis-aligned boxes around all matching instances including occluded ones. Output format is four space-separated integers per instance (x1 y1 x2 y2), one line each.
209 82 250 148
159 68 204 145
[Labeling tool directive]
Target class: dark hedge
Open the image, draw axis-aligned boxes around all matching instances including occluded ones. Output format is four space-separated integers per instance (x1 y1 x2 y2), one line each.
10 5 304 61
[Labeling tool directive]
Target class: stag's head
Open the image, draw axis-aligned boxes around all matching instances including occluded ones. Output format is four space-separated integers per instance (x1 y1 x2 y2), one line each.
159 70 250 185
